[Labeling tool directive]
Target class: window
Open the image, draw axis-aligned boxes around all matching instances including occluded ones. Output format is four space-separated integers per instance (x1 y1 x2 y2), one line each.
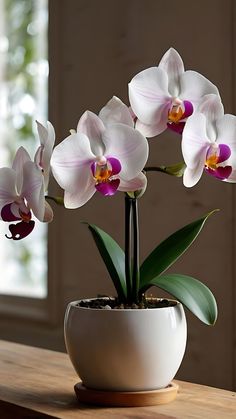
0 0 48 298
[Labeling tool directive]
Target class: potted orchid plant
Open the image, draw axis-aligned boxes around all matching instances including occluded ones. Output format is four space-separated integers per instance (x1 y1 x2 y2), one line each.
0 48 234 401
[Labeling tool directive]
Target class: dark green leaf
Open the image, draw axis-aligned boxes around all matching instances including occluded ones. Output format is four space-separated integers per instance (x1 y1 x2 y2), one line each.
140 274 217 325
85 223 127 300
140 210 218 288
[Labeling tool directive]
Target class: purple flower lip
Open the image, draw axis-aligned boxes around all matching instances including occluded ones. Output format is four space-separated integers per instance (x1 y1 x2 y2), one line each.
1 203 21 222
1 203 32 222
5 220 35 240
206 143 231 164
91 157 121 179
205 165 232 180
217 144 231 163
167 100 193 135
182 100 194 119
167 121 185 135
106 157 122 176
2 203 34 240
95 179 120 196
168 100 193 123
91 156 122 196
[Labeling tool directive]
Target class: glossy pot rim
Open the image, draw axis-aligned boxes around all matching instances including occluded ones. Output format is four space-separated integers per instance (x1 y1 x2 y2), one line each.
66 297 183 313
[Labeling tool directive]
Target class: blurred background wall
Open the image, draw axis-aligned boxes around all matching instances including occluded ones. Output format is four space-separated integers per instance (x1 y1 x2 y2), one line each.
0 0 236 391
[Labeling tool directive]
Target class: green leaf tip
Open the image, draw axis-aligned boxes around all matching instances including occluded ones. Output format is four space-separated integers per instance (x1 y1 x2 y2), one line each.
140 209 219 288
204 208 220 217
143 274 218 326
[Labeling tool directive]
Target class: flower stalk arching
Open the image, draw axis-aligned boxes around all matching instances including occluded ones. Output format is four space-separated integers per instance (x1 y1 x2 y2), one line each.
45 195 64 206
144 162 186 178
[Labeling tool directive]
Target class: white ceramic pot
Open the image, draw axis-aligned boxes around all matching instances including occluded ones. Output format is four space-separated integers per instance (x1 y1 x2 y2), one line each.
64 298 187 391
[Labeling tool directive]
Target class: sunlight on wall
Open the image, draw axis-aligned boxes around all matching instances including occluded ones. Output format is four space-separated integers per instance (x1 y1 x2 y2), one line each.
0 0 48 297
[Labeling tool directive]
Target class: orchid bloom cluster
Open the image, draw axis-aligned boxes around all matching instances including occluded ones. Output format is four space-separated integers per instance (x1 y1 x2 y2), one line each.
1 47 236 241
0 121 55 240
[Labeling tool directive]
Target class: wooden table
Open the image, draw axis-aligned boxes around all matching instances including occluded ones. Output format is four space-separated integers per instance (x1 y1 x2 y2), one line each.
0 340 235 418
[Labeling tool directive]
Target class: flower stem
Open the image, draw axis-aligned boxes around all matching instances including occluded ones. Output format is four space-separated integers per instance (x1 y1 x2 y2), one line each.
125 195 132 301
131 198 140 303
144 166 166 173
144 162 185 177
45 195 64 205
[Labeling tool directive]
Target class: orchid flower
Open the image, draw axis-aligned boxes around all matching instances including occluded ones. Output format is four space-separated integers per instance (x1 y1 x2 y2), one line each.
34 121 55 190
99 97 147 194
0 147 53 240
182 94 236 187
99 96 135 127
51 98 149 208
128 48 220 137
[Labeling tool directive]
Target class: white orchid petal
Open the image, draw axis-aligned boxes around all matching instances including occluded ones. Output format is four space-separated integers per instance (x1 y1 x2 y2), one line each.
135 112 168 137
102 123 149 180
182 113 210 186
99 96 134 127
35 144 51 191
198 94 224 119
34 146 42 169
159 47 185 97
180 70 220 106
119 172 147 192
46 121 56 146
129 66 170 125
197 94 224 140
36 120 48 145
36 120 55 151
51 132 97 208
43 201 54 222
36 121 56 191
183 164 205 188
51 133 95 193
12 146 31 193
182 113 210 169
216 114 236 147
64 177 96 209
216 114 236 168
36 120 55 153
42 165 50 192
0 168 18 216
12 146 31 173
77 111 105 157
22 162 45 221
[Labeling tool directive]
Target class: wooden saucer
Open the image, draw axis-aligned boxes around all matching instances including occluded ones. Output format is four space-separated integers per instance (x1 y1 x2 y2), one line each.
74 381 179 407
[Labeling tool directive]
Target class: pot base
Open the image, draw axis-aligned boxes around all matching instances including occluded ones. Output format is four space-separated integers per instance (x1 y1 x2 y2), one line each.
74 381 179 407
